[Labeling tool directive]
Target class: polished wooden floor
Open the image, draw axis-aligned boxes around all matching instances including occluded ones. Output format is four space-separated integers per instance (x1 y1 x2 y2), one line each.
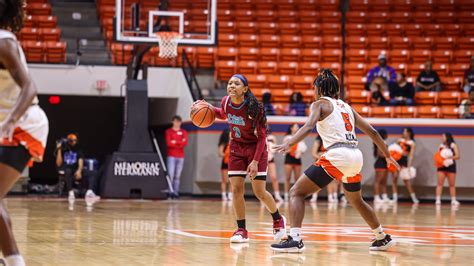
4 197 474 265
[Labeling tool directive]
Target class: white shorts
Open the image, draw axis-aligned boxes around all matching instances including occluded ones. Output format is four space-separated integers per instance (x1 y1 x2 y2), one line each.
1 105 49 163
316 147 363 183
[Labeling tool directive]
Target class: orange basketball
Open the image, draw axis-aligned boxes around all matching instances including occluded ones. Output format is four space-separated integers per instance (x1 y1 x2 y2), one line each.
190 102 215 128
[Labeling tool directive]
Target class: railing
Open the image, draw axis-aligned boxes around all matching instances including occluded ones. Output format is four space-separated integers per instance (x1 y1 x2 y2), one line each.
182 50 203 101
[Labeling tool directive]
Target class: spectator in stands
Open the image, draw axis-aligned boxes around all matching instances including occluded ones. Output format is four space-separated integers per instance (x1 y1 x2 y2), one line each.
416 60 441 92
463 56 474 93
389 73 415 106
165 115 188 199
370 82 390 106
365 53 397 90
287 92 306 116
262 92 276 116
460 88 474 119
56 134 84 202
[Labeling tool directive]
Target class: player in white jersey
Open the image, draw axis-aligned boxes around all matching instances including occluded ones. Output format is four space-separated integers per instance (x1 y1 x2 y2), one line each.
0 1 49 265
271 69 399 253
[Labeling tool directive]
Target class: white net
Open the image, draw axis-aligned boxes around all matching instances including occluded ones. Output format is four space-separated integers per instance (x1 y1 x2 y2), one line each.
156 32 182 58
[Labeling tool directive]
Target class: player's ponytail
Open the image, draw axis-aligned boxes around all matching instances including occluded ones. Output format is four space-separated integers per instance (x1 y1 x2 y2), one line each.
313 68 340 99
244 88 267 129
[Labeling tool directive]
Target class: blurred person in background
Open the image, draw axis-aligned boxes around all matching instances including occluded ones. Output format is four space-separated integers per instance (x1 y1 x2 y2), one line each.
283 124 307 201
165 115 188 199
389 73 415 106
56 134 84 202
366 53 397 90
373 129 391 204
434 133 460 206
462 56 474 93
459 88 474 119
262 92 276 116
287 92 306 116
218 129 231 201
416 60 441 92
267 131 283 202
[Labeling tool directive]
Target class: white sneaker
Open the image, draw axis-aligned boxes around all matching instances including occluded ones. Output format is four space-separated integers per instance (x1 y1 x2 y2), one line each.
273 215 287 241
230 228 249 243
451 200 460 206
328 194 334 203
411 195 419 204
382 194 390 203
435 200 441 205
333 194 339 203
227 192 233 201
222 192 227 201
340 195 347 204
68 190 75 201
275 194 284 202
310 194 318 203
374 195 383 204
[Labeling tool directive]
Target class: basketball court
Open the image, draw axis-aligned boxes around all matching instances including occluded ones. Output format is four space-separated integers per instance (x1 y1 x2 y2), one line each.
8 198 473 265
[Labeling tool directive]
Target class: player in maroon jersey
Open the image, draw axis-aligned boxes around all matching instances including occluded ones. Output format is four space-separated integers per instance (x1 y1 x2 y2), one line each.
194 74 286 243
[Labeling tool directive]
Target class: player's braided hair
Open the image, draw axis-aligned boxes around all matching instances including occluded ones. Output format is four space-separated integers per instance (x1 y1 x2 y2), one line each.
244 88 267 130
313 68 340 99
0 0 26 33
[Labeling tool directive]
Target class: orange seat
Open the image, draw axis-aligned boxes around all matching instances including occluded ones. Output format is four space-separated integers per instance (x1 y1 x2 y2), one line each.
238 34 259 47
352 105 370 117
217 9 234 21
321 49 342 63
413 11 433 23
442 77 463 91
433 36 456 50
321 36 342 49
321 62 341 76
366 24 385 36
450 63 469 77
413 37 433 50
438 91 462 105
390 49 409 64
389 36 411 50
434 11 456 24
299 10 321 23
431 50 452 64
463 24 474 36
291 76 314 91
346 36 367 50
259 35 280 47
278 62 299 75
279 48 301 62
44 41 66 63
346 90 370 104
411 50 431 64
272 89 294 102
279 23 300 35
110 43 133 65
404 24 423 37
255 10 276 22
216 47 237 61
277 10 298 23
218 34 237 46
215 61 236 81
302 35 322 49
444 24 462 36
346 63 367 76
415 91 438 105
345 76 367 91
349 0 370 11
258 61 277 75
26 3 52 16
236 22 257 34
345 24 366 37
346 49 368 63
301 49 322 62
423 24 443 37
300 23 322 35
238 47 259 61
280 35 302 48
36 15 57 28
259 48 279 61
246 75 267 90
367 49 388 63
386 24 404 36
320 11 342 23
300 62 320 76
22 41 44 63
19 28 39 41
395 106 417 118
257 22 278 35
237 61 257 75
40 28 61 42
368 12 389 24
368 36 389 50
268 75 291 90
235 9 255 21
346 11 368 24
370 106 394 118
439 106 460 119
457 37 474 50
390 12 412 24
196 47 215 68
321 23 341 36
417 106 440 118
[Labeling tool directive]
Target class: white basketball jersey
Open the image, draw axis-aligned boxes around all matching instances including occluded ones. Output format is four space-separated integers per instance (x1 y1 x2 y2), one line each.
0 29 38 122
316 96 358 149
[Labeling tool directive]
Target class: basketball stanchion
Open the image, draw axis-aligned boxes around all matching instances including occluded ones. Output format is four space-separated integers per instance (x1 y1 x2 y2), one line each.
150 130 174 195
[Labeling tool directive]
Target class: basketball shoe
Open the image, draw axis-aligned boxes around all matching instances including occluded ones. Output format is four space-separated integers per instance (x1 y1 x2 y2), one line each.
230 228 249 243
271 236 305 253
273 215 287 240
369 234 395 251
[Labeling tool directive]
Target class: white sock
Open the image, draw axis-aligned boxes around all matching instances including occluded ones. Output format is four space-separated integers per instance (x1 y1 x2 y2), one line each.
392 193 398 200
275 191 281 198
332 192 338 198
382 194 388 200
451 197 456 202
222 192 226 198
5 255 25 266
411 193 417 199
290 227 301 241
436 196 441 201
372 225 386 241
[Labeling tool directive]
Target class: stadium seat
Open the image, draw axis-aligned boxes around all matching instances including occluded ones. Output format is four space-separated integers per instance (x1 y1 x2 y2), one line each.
370 106 394 118
19 28 40 41
386 24 404 36
237 22 257 34
321 49 342 63
415 91 438 105
346 63 367 76
412 37 433 50
257 22 278 34
417 106 440 118
395 106 417 118
258 61 277 74
457 37 474 50
279 23 300 35
321 23 341 36
450 63 469 77
389 37 410 50
345 76 366 91
299 10 321 23
44 41 66 63
433 36 456 50
390 12 412 24
259 35 280 47
444 24 462 36
215 61 236 80
368 36 389 50
346 90 370 104
346 11 368 24
300 62 320 75
438 91 462 105
217 9 234 21
235 10 255 21
238 47 259 61
216 47 237 61
321 62 341 75
413 0 435 11
37 15 57 28
321 36 342 49
278 62 299 75
22 41 44 63
366 24 385 36
345 24 366 37
367 49 388 63
238 34 259 47
423 24 443 37
110 43 132 65
434 11 456 24
301 49 322 62
255 10 276 22
443 77 463 91
196 47 215 68
272 89 294 102
246 74 267 89
346 49 368 63
280 35 302 48
26 3 52 16
218 34 237 47
348 0 370 11
267 75 290 90
259 48 279 61
440 106 460 119
431 50 452 64
302 35 322 49
40 28 61 42
352 105 370 117
411 50 431 64
300 23 322 35
463 24 474 36
404 24 423 37
280 48 301 62
413 11 433 23
277 10 298 23
390 49 409 64
237 61 257 75
369 13 389 24
291 76 313 91
346 36 367 50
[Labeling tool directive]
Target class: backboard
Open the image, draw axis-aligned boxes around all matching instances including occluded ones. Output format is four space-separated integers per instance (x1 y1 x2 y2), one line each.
115 0 217 46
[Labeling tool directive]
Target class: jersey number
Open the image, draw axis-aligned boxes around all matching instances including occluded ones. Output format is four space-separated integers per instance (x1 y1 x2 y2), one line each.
233 127 241 138
341 112 353 131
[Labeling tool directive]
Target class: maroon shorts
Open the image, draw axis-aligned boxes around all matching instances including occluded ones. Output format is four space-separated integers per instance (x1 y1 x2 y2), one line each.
228 140 268 180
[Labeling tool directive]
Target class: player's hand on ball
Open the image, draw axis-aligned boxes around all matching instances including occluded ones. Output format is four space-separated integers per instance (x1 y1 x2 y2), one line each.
273 141 291 153
386 157 400 171
247 160 258 180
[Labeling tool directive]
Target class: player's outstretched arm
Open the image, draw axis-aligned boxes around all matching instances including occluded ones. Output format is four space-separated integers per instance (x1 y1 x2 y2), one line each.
352 108 400 170
273 101 322 153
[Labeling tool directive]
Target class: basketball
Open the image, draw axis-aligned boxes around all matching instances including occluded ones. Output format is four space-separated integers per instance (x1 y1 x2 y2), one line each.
190 102 215 128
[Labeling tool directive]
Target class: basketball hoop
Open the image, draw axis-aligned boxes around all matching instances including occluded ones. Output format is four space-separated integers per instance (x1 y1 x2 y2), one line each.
156 32 182 58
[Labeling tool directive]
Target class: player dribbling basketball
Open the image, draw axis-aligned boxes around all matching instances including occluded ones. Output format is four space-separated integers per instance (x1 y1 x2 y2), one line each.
194 74 286 243
0 1 49 265
271 69 398 253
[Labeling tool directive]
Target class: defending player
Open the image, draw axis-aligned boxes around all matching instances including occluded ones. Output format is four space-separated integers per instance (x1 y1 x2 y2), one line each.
195 74 286 243
0 1 49 265
271 69 398 253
